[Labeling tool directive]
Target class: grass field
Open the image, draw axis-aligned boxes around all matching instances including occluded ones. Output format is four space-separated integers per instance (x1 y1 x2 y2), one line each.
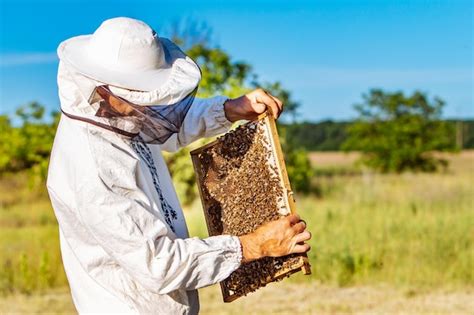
0 151 473 313
1 283 473 314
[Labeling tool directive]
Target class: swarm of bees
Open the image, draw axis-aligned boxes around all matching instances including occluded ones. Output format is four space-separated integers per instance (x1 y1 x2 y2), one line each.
191 114 310 302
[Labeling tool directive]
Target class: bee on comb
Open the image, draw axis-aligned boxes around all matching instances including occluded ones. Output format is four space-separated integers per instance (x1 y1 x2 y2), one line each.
190 110 311 302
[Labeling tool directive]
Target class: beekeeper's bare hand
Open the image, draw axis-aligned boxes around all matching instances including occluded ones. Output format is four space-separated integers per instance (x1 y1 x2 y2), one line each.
238 214 311 263
224 88 283 122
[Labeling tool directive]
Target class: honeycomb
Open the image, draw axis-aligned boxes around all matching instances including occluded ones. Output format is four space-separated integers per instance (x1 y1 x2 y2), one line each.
191 114 310 302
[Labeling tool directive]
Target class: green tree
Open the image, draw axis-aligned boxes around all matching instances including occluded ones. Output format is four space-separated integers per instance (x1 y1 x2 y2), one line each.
0 102 59 186
0 22 312 200
343 89 456 172
162 22 312 203
162 41 256 204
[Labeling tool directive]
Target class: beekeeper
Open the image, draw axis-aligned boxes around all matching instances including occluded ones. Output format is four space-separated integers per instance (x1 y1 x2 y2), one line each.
47 17 311 314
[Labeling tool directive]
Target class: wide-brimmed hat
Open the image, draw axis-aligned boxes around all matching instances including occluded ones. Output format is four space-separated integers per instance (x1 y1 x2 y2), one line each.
57 17 201 100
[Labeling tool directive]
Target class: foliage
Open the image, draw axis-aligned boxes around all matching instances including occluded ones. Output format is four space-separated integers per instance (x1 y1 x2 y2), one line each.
259 81 300 120
262 82 313 192
162 35 312 202
279 119 472 152
170 19 252 99
279 120 351 151
285 149 314 193
0 103 59 185
450 119 474 149
278 126 314 193
187 43 252 98
0 251 59 295
0 48 311 205
343 89 456 172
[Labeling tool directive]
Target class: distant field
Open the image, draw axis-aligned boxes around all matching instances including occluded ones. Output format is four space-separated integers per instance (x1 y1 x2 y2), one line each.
0 151 473 313
310 150 474 168
309 151 360 168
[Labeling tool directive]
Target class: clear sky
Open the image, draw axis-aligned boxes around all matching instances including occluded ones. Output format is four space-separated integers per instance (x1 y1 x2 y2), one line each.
0 0 472 121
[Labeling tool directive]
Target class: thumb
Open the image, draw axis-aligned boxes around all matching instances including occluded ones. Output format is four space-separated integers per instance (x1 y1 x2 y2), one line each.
251 99 267 115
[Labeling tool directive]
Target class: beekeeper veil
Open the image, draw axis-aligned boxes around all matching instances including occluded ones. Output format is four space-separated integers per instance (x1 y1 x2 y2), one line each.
56 17 202 144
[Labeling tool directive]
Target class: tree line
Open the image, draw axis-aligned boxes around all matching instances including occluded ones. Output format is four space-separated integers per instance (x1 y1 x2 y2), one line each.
1 21 469 197
282 119 474 151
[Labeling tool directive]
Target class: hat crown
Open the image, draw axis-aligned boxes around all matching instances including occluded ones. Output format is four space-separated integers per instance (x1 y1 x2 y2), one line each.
88 17 166 73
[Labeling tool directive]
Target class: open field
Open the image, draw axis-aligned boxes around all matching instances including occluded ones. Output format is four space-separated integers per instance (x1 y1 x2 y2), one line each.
1 283 473 314
0 151 473 313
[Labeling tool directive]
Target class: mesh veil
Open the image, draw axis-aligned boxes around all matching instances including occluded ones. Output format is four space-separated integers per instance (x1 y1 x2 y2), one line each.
89 85 197 144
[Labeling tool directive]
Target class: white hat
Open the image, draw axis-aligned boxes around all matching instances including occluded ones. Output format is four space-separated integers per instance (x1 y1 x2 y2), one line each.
57 17 201 98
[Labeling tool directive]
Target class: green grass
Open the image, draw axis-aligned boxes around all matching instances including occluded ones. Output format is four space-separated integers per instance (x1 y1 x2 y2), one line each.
305 152 473 288
0 152 473 296
0 173 67 294
300 173 473 287
188 151 474 288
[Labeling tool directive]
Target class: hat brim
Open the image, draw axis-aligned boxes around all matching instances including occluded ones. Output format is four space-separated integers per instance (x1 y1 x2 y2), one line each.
57 35 200 93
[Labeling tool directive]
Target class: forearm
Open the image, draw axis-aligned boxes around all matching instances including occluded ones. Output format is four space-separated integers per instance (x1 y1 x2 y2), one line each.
160 96 232 152
139 234 242 293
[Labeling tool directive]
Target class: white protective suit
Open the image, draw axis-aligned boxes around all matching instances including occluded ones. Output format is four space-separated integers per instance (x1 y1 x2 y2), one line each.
47 62 242 314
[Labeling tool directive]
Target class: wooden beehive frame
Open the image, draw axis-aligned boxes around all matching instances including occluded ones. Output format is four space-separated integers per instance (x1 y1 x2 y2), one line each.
190 110 311 302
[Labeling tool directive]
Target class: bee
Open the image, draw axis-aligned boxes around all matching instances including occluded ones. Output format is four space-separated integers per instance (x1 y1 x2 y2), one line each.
193 117 304 300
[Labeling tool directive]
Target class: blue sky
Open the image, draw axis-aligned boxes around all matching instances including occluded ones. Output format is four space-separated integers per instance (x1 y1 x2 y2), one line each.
0 0 472 121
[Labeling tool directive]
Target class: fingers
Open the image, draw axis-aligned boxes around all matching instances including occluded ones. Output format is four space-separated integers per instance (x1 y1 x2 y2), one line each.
293 230 312 243
286 214 301 225
255 89 282 119
249 101 267 116
266 92 283 116
292 221 306 233
254 214 312 258
292 243 311 254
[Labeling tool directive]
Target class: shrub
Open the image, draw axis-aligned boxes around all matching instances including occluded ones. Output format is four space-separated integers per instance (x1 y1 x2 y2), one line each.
343 89 456 172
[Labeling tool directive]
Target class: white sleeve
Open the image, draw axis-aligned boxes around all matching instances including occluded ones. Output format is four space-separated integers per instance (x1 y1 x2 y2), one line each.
74 135 242 294
160 96 233 152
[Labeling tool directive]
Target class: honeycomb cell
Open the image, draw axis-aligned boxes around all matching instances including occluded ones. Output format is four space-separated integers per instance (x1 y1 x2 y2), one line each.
191 113 310 302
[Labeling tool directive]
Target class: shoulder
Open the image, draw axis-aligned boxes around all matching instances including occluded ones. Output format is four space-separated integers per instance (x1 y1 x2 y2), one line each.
48 115 139 195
